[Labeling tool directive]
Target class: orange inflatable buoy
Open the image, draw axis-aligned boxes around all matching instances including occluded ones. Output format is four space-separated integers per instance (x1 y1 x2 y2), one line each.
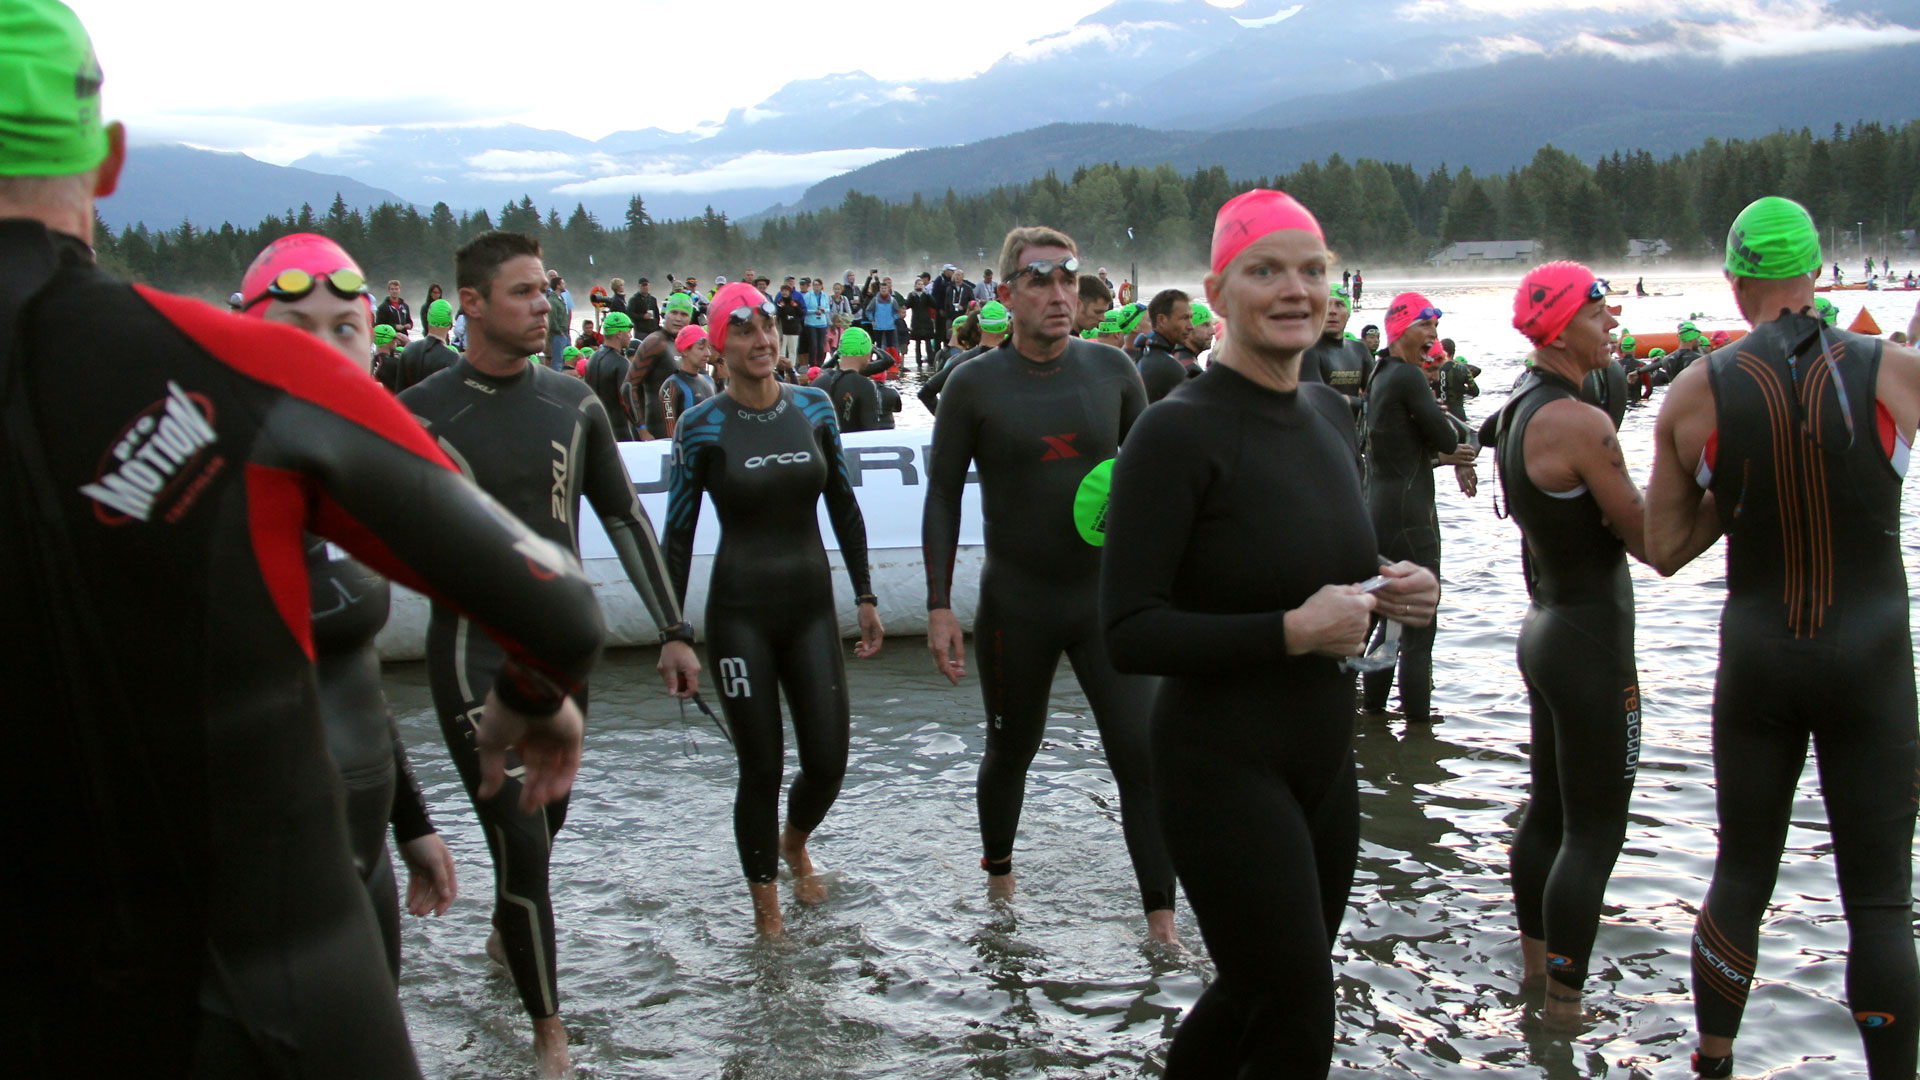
1619 329 1748 359
1849 308 1882 335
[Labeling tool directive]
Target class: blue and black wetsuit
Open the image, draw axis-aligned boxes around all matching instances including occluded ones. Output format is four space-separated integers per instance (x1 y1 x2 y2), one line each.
1102 365 1379 1077
664 384 874 883
5 221 603 1079
1690 315 1917 1079
922 337 1175 914
308 535 437 980
1362 353 1463 720
402 358 684 1021
659 367 715 436
1484 369 1639 995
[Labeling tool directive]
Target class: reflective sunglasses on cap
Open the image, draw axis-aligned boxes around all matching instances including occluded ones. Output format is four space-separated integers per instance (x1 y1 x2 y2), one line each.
1016 255 1081 283
245 267 368 310
727 300 778 325
1587 278 1610 302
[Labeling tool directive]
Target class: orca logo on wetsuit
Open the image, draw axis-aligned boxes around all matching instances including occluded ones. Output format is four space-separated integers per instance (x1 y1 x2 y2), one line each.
744 452 812 469
80 380 225 526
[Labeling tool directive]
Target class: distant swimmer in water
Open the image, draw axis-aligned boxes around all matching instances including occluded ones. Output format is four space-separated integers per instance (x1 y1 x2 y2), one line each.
1103 189 1438 1078
1482 262 1650 1030
238 233 458 977
922 226 1178 945
664 283 883 937
1647 196 1920 1080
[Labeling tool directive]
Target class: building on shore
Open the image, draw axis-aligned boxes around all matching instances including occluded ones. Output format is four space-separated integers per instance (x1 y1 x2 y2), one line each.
1426 239 1539 269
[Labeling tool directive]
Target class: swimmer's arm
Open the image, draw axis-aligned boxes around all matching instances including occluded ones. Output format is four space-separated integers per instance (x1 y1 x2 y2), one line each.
1555 401 1651 563
817 413 874 599
662 421 706 609
1115 352 1148 442
389 719 435 844
1400 366 1463 455
1645 364 1722 576
580 396 685 632
1878 340 1920 443
921 373 977 610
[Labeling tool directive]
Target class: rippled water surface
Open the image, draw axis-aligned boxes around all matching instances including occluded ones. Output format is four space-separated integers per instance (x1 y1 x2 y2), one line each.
387 274 1920 1077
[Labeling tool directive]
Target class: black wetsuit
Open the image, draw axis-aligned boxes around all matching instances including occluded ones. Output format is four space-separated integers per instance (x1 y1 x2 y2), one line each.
659 366 715 435
1441 360 1480 420
401 358 683 1021
875 379 902 428
1691 316 1917 1079
308 535 437 980
1581 360 1629 429
6 222 603 1079
1101 365 1379 1077
376 335 457 394
1138 332 1190 404
1484 370 1639 994
664 384 873 883
922 337 1175 912
819 360 884 432
916 343 985 413
1362 353 1462 720
1302 335 1372 418
583 344 635 441
625 331 680 439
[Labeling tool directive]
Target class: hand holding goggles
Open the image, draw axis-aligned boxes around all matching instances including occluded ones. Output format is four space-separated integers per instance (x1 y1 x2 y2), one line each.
1016 255 1080 284
244 267 368 311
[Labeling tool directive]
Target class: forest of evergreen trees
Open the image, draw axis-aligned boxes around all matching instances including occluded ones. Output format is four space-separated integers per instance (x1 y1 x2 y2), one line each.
97 120 1919 296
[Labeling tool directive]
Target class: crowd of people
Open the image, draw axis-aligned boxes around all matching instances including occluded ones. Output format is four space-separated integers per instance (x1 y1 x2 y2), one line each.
12 3 1920 1079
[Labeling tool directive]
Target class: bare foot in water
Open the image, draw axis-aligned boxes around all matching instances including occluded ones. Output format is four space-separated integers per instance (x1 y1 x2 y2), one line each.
532 1014 569 1078
749 880 785 938
1145 909 1180 947
986 872 1015 903
781 825 827 905
1520 934 1549 983
486 929 509 968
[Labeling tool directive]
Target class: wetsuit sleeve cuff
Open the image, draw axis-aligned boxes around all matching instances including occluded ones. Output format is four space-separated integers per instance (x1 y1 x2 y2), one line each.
660 621 695 646
856 593 878 606
491 660 567 716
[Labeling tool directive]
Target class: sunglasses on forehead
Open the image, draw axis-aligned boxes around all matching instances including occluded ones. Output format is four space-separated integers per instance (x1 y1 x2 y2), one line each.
244 267 368 311
1587 278 1611 302
1016 255 1081 282
726 300 778 325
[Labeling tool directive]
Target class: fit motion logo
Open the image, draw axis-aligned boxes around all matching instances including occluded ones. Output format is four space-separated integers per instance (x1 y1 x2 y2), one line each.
81 381 224 525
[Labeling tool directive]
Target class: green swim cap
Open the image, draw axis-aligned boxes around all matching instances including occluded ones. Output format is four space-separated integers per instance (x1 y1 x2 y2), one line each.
1619 334 1636 352
1073 458 1116 547
977 301 1010 333
1190 301 1213 326
563 346 581 360
1814 295 1839 326
1648 347 1667 358
425 298 454 328
1117 304 1147 334
1097 309 1124 334
839 326 873 357
602 311 633 333
1725 196 1822 280
1678 320 1698 333
663 292 695 313
952 314 970 331
0 0 110 177
372 324 396 345
1330 285 1352 308
1080 328 1098 339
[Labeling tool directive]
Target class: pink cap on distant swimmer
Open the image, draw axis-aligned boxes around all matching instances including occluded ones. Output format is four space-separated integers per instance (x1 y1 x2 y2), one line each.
1511 261 1597 347
1710 330 1730 347
675 324 707 353
1209 189 1324 276
706 281 768 353
807 365 822 382
237 232 364 319
575 356 589 376
1385 292 1440 344
1426 340 1447 363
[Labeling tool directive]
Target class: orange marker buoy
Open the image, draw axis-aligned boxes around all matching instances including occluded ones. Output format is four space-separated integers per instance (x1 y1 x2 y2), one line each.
1849 308 1882 336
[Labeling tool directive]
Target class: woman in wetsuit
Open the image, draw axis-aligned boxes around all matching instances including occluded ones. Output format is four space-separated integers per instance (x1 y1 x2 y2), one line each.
238 234 458 976
1100 190 1439 1077
664 282 884 938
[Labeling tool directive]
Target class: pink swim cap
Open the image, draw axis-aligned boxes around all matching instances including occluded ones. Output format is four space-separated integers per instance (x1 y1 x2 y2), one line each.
706 281 770 354
237 232 366 319
1210 189 1324 276
1511 261 1598 347
807 365 822 382
1385 292 1441 345
575 356 588 376
675 324 708 353
1426 340 1447 363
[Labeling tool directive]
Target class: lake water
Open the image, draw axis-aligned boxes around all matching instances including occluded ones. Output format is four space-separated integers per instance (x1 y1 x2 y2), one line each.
385 272 1920 1078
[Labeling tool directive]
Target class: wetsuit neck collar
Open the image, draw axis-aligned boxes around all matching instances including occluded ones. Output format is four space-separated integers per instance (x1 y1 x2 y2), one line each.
455 355 532 388
1208 357 1302 406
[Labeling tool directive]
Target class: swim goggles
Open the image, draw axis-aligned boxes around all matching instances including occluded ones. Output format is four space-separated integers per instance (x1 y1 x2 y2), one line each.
726 300 778 326
1587 279 1610 302
244 267 368 311
1015 255 1081 283
1412 306 1444 322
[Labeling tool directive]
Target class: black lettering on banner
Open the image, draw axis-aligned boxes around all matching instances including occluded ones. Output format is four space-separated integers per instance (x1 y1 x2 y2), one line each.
634 452 671 495
849 446 918 487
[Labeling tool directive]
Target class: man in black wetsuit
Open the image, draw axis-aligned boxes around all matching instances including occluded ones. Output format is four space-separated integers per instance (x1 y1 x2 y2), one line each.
584 309 635 440
818 325 885 432
1300 284 1370 418
918 301 1010 414
4 13 603 1074
370 321 398 379
626 291 694 439
1483 261 1649 1029
1437 338 1480 420
399 231 701 1078
1361 293 1479 723
1137 288 1194 404
378 296 459 393
660 322 716 436
922 225 1178 946
1647 196 1920 1080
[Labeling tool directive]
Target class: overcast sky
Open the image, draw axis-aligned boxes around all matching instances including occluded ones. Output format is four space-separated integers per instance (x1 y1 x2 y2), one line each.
68 0 1168 161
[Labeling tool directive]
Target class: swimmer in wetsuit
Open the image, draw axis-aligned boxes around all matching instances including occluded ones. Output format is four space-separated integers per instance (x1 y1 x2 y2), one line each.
4 21 604 1072
1361 293 1480 722
664 283 884 937
922 226 1179 945
916 301 1008 413
238 233 459 977
1482 262 1648 1028
1647 196 1920 1080
1136 288 1195 404
400 231 701 1078
583 310 635 440
1299 284 1372 418
660 322 716 436
625 291 695 439
1102 189 1439 1078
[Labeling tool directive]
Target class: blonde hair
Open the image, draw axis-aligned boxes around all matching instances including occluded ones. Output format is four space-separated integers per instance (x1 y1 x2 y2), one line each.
831 313 850 328
610 277 625 291
998 225 1078 285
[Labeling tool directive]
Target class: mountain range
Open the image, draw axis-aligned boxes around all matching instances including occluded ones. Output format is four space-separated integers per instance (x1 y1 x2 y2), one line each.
105 0 1920 233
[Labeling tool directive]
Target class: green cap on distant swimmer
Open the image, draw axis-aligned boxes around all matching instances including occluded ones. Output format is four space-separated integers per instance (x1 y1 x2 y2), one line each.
0 0 110 178
976 301 1010 333
373 324 396 346
426 298 454 328
1725 196 1823 280
1190 300 1213 326
839 326 873 357
663 292 696 314
600 310 631 334
1814 295 1839 327
1096 309 1124 335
